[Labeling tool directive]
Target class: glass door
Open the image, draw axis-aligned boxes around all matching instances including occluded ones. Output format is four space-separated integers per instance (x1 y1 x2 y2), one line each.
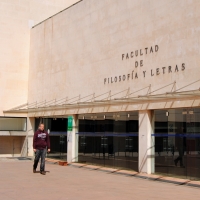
126 114 138 171
78 112 139 171
154 108 200 180
185 108 200 180
169 109 187 178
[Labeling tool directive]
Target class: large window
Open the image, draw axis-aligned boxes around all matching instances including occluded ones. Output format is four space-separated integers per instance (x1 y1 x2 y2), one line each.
0 117 27 131
77 112 139 171
154 108 200 180
35 118 68 132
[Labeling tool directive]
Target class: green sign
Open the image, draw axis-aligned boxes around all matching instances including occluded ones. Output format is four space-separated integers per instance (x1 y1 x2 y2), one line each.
67 116 73 131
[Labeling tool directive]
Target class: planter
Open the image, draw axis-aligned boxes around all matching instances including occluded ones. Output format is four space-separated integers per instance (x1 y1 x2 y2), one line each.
59 161 68 166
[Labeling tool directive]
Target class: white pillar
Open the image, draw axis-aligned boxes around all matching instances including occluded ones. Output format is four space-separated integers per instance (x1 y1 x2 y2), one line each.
138 110 155 174
67 115 79 163
26 117 35 157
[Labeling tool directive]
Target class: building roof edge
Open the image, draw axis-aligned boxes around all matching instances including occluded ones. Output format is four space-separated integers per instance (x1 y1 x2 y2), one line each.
32 0 83 29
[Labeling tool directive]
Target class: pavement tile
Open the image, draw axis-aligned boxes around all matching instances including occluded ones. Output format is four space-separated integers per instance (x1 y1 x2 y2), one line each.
83 164 102 170
45 158 60 164
187 181 200 187
115 169 138 176
1 160 200 200
69 162 87 167
135 173 162 180
98 167 118 173
159 176 190 184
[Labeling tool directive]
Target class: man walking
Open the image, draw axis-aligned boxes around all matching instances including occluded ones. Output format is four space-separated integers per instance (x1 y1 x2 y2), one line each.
33 123 50 175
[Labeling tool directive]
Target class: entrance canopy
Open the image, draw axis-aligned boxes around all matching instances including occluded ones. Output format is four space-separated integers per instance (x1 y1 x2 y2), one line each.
4 83 200 114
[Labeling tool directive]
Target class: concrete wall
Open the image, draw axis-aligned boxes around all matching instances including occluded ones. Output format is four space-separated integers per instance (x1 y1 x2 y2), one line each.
0 136 25 156
28 0 200 116
0 0 80 115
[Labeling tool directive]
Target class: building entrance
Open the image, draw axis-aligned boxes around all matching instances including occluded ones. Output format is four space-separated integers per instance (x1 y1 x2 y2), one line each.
35 118 68 160
154 109 200 180
77 112 138 171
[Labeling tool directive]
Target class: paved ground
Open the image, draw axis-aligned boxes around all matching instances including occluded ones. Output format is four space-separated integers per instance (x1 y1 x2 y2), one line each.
0 159 200 200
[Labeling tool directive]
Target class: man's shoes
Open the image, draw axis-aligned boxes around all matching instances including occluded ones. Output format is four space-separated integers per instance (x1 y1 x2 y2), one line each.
174 160 178 166
40 171 46 175
33 168 36 173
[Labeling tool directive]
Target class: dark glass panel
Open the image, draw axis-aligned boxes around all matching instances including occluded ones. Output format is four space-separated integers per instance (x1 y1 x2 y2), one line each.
154 108 200 180
78 112 138 171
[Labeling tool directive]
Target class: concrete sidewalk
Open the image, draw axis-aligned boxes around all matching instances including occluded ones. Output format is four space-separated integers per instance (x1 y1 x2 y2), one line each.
0 159 200 200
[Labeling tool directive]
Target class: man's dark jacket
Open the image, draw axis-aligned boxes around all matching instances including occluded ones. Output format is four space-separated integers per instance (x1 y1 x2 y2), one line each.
33 130 50 150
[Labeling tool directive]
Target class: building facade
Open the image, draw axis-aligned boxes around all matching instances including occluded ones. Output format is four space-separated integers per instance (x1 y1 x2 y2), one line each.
3 0 200 180
0 0 80 156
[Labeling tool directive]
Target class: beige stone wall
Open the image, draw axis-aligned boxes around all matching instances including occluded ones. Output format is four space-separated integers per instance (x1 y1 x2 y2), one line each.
0 0 80 115
29 0 200 116
0 136 25 155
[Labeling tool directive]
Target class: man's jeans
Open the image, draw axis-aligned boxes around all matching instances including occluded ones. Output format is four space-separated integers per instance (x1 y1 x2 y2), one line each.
33 149 47 172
